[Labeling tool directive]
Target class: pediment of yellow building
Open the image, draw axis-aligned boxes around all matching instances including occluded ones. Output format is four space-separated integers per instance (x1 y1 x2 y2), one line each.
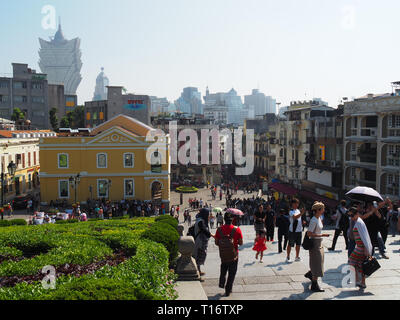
87 127 147 145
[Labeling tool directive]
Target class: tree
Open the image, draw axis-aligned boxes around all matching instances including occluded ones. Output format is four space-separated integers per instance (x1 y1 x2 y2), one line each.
49 108 59 131
60 116 70 128
11 108 25 122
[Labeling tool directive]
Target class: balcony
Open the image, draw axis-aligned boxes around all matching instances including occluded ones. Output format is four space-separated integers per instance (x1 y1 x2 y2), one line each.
358 151 377 164
278 139 287 146
289 139 302 147
360 127 378 138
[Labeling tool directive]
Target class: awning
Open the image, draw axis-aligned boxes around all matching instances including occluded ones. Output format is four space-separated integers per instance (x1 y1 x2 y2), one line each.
299 190 339 208
269 182 299 196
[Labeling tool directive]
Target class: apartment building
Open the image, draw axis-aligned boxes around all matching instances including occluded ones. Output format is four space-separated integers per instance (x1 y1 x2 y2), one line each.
344 88 400 201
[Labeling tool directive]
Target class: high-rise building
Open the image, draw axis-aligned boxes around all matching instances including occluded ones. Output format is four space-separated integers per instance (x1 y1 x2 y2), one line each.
244 89 277 116
38 22 82 95
0 63 50 129
93 68 109 101
150 96 170 115
175 87 203 115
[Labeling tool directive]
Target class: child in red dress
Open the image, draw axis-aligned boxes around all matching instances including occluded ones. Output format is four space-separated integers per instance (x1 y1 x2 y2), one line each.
253 229 267 263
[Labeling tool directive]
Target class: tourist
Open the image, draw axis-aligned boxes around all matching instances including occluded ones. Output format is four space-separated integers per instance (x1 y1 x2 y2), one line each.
210 213 215 229
214 211 243 297
27 198 33 215
304 202 330 292
265 203 276 242
387 201 398 237
254 204 266 234
187 211 192 227
362 202 389 259
287 198 305 262
80 211 88 222
216 212 224 228
193 208 214 279
329 200 349 251
276 209 290 253
253 229 267 263
348 207 373 289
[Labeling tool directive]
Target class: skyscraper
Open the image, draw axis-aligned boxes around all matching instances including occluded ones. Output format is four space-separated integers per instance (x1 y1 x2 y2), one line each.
175 87 202 115
38 22 82 95
93 68 109 101
245 89 277 116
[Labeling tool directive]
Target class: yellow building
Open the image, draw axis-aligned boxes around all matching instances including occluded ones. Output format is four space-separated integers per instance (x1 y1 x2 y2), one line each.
39 115 170 207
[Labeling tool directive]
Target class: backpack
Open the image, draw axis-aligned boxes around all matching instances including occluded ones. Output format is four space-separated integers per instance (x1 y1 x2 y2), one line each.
217 227 238 263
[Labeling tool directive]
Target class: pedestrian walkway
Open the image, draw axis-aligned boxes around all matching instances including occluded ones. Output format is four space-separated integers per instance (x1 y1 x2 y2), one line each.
202 225 400 300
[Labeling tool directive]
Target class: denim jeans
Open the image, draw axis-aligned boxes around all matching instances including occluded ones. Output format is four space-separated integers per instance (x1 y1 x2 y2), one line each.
373 232 386 255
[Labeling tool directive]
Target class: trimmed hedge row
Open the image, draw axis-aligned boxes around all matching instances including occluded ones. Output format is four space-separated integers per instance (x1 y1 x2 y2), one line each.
0 219 27 227
0 217 178 300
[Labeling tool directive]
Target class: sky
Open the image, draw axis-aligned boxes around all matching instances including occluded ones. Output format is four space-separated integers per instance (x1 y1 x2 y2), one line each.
1 0 400 108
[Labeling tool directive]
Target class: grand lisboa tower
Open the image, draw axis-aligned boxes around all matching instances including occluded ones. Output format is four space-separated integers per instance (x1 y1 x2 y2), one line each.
38 21 82 95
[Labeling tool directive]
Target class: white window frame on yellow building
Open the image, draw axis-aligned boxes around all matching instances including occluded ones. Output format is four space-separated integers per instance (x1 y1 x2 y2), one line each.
58 153 69 169
124 178 135 198
96 153 108 169
97 179 109 198
123 153 135 168
58 180 69 199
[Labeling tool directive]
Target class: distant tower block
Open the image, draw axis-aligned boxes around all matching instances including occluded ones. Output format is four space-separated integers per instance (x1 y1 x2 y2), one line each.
93 67 109 101
38 21 83 95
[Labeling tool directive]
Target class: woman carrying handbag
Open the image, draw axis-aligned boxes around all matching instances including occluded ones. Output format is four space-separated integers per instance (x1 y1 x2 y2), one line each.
304 202 330 292
348 207 373 289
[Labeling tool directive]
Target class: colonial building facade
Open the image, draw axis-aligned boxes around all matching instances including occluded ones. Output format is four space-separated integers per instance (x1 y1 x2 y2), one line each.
39 115 170 207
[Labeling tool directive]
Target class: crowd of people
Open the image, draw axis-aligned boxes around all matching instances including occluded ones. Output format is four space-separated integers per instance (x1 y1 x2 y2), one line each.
187 184 400 297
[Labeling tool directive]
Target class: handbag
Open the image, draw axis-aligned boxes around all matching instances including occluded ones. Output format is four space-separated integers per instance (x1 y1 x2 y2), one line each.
302 233 314 250
362 256 381 277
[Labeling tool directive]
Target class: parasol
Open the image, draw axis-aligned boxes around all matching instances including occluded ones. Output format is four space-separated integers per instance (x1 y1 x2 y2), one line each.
346 186 384 203
226 208 244 216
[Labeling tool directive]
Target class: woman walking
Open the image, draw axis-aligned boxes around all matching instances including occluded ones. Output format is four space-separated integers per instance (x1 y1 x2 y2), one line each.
304 202 330 292
193 208 215 279
348 207 373 289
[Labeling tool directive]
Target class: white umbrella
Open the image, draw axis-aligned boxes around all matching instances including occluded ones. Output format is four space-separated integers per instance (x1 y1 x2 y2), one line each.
346 186 384 203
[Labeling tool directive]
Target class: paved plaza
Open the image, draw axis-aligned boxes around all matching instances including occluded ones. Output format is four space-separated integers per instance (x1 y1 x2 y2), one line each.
171 188 400 300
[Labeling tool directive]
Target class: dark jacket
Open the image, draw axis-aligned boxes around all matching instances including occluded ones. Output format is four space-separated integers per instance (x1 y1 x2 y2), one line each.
276 214 290 234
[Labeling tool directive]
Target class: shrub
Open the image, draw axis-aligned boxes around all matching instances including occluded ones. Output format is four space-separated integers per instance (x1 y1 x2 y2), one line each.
0 220 11 227
55 219 79 224
176 186 198 193
9 219 27 226
42 276 157 300
141 221 179 262
155 215 178 229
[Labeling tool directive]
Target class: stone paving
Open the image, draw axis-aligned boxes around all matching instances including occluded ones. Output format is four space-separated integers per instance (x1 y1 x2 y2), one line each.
171 188 400 300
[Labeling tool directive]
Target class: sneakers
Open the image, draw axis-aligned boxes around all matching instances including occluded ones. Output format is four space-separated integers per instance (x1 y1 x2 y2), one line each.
382 254 389 259
295 257 301 262
286 257 291 263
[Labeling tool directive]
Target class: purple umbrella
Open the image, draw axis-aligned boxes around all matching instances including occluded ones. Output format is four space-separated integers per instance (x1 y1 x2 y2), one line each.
226 208 244 216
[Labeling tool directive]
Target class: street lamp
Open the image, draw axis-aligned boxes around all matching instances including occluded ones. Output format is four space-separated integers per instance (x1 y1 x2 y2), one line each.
69 174 81 205
1 160 17 220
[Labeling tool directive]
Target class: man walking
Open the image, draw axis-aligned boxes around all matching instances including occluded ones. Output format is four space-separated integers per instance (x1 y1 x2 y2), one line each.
276 209 290 253
265 203 276 242
215 211 243 297
329 200 349 251
287 198 305 262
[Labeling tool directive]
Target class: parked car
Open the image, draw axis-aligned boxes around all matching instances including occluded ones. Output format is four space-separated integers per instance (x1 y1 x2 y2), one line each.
12 194 34 210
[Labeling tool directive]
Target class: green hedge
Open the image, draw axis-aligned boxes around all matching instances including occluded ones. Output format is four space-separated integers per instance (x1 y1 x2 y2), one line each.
0 219 28 227
155 215 179 229
141 220 179 262
0 218 178 300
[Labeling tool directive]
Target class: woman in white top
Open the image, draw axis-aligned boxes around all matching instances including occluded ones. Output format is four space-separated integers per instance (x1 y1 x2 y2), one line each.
305 201 330 292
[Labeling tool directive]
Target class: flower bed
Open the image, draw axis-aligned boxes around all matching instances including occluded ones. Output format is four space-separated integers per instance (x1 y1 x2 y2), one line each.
0 218 178 300
176 186 199 193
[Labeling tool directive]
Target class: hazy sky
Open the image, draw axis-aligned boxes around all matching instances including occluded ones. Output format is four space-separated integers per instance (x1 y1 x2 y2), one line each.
1 0 400 108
